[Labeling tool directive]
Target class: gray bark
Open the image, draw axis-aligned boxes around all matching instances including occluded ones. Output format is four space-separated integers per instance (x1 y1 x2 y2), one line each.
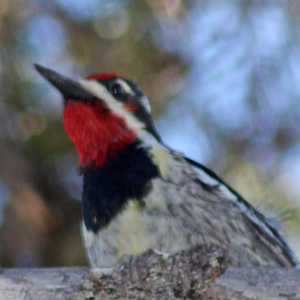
0 245 299 300
210 266 300 300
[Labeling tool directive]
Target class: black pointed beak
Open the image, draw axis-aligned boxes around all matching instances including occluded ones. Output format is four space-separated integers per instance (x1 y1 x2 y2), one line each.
34 64 95 104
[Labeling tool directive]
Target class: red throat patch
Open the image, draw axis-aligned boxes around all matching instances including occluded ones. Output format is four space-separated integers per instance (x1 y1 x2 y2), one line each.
63 101 135 168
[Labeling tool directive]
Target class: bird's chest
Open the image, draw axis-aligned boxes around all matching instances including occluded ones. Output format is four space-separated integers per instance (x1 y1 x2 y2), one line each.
81 142 160 233
82 178 187 267
80 142 167 266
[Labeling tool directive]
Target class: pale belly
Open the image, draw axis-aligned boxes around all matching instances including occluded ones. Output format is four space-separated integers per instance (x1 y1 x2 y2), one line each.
82 199 199 267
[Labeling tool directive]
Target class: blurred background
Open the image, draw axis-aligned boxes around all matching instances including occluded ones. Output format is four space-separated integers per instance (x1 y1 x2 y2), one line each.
0 0 300 267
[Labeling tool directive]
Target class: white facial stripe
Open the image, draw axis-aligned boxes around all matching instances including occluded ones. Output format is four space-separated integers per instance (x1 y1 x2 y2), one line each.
78 80 155 145
113 79 150 113
115 79 133 94
80 79 143 128
140 96 151 113
79 79 161 147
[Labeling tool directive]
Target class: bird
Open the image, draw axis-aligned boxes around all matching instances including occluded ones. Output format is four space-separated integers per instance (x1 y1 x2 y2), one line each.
35 64 298 268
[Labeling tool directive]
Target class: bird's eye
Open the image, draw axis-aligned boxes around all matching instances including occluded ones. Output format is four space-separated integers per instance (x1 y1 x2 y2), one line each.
111 83 125 97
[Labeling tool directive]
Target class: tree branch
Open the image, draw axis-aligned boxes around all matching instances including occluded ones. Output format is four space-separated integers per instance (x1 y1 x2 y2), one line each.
0 245 299 300
210 266 300 300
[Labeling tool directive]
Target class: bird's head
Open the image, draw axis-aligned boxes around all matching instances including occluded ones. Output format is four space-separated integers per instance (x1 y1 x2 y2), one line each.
35 64 161 169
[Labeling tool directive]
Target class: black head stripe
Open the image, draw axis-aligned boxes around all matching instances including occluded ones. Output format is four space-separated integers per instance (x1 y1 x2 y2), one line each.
133 102 162 142
125 80 162 141
98 77 162 142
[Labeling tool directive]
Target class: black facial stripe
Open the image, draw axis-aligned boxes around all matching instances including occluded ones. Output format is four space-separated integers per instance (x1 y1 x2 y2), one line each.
96 77 161 141
123 80 162 141
82 140 160 232
98 77 129 102
133 102 162 142
98 77 117 84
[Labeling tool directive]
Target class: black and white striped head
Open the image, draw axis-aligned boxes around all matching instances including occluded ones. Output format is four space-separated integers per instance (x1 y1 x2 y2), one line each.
82 71 161 143
35 64 161 167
